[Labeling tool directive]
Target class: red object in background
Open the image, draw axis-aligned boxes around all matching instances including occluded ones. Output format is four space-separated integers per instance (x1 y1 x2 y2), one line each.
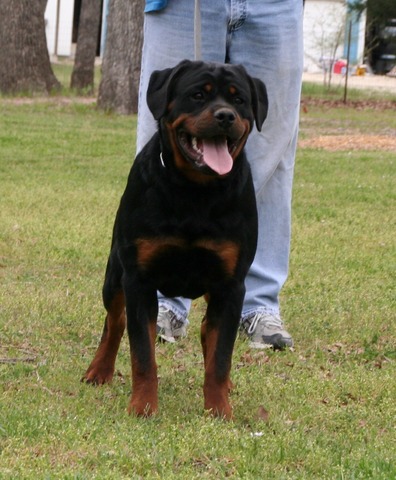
334 60 347 74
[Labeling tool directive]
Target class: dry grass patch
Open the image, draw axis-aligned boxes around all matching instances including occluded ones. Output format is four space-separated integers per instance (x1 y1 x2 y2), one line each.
299 134 396 151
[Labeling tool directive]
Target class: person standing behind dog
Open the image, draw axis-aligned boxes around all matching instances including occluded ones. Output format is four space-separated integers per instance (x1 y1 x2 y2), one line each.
136 0 304 349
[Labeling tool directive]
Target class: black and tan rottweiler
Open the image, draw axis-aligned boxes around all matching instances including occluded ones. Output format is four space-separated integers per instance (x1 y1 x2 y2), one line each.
83 60 268 419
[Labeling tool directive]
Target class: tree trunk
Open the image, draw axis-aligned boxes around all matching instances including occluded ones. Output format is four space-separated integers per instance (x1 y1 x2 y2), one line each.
0 0 61 95
97 0 144 114
71 0 102 93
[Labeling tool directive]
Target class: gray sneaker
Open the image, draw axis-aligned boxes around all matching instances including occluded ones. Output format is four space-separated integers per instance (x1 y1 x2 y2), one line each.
156 305 188 343
241 311 293 350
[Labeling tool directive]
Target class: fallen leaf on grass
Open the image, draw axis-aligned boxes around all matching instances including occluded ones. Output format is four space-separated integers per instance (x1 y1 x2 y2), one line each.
242 351 270 364
256 405 270 423
374 358 384 369
327 342 345 353
115 370 125 384
285 419 297 427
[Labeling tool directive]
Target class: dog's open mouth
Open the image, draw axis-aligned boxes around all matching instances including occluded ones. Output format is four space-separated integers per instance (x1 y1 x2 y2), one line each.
177 132 241 175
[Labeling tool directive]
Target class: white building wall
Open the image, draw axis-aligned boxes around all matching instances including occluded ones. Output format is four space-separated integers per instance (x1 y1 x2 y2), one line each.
304 0 347 72
45 0 75 57
45 0 57 55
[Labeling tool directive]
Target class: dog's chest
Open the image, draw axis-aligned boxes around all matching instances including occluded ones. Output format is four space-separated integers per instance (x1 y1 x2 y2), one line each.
134 236 240 298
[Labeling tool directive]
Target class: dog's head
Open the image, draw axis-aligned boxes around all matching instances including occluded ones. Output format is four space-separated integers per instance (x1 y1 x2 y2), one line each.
147 60 268 179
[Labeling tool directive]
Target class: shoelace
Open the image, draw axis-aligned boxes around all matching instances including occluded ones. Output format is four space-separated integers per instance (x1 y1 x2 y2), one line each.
246 312 283 335
159 306 184 330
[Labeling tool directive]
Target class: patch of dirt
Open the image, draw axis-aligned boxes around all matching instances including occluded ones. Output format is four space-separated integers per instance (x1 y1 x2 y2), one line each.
299 134 396 151
301 98 396 111
1 96 96 106
299 97 396 151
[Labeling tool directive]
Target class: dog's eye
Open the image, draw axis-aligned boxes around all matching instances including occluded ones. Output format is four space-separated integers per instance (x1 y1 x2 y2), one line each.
191 92 205 101
234 96 244 105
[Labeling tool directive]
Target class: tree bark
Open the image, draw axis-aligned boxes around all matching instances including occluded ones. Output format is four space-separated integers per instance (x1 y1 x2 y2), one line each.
71 0 102 93
0 0 61 95
97 0 144 114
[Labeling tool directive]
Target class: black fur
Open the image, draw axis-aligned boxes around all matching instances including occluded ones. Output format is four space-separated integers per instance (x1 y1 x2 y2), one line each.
83 60 268 418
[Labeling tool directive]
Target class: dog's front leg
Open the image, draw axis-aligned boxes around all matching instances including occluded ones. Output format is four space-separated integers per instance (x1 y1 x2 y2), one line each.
123 275 159 417
201 281 245 420
83 289 126 385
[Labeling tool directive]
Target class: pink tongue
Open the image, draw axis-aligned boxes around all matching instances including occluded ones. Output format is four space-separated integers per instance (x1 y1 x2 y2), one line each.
202 138 233 175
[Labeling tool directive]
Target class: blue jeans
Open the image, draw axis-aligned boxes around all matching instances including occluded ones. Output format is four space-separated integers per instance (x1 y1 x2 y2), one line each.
137 0 304 321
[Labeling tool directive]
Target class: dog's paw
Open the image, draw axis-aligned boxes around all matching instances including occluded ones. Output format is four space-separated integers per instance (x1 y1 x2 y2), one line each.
81 366 114 385
128 397 158 417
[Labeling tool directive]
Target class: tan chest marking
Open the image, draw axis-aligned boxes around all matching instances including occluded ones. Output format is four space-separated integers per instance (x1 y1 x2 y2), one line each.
135 237 240 276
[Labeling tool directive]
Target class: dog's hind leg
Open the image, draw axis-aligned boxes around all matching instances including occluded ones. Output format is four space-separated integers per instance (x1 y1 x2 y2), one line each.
82 254 126 385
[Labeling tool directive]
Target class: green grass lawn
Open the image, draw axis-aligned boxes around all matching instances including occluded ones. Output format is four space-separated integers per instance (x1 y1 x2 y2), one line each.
0 89 395 478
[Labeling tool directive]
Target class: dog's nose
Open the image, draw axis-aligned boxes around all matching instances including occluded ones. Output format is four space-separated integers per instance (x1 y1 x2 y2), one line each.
214 108 236 128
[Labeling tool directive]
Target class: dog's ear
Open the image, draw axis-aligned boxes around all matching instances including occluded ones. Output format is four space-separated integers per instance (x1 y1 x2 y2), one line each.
248 76 268 132
147 60 193 120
